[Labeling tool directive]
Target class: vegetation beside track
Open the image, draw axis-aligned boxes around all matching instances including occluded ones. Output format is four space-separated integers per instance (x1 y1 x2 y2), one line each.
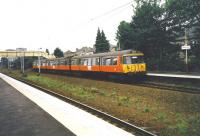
1 69 200 136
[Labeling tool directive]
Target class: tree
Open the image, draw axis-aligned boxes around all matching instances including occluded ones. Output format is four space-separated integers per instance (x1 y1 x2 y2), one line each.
164 0 200 71
116 21 133 50
54 47 64 58
101 30 110 52
116 0 179 71
94 28 102 53
115 0 200 71
164 0 200 28
94 28 110 53
46 49 50 55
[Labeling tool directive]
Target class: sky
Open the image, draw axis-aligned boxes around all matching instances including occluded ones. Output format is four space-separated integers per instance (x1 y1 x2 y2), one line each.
0 0 134 53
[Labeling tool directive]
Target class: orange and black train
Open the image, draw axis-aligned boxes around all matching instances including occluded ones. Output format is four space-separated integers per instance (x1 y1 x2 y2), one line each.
32 50 146 77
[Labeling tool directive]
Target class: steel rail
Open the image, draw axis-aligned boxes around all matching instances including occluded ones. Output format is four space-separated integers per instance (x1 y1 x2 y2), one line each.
142 75 200 94
136 81 200 94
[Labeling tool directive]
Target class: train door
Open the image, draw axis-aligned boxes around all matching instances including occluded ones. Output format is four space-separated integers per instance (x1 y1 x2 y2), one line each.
88 58 92 71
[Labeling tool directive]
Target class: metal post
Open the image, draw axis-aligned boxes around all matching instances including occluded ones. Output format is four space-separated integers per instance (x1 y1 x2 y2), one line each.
20 57 22 72
38 48 42 75
118 42 121 51
185 49 188 72
22 56 24 74
7 58 9 69
185 28 189 73
38 55 41 74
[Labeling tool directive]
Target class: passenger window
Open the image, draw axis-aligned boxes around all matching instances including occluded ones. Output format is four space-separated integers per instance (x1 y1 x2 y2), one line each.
65 59 69 65
50 61 53 66
83 59 88 66
81 59 84 65
104 58 111 66
88 58 92 66
71 60 76 65
96 58 100 65
59 59 65 65
92 58 96 66
123 56 131 64
112 58 117 65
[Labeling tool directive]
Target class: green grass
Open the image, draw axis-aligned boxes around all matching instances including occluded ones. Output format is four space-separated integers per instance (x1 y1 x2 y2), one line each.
117 96 132 107
143 106 150 113
26 75 95 100
155 112 168 122
168 113 188 134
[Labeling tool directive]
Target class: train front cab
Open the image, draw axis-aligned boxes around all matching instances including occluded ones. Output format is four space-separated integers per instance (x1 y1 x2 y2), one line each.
122 53 146 76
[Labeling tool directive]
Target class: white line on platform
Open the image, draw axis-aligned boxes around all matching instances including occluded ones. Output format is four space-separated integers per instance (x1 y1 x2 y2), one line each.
0 73 134 136
147 73 200 79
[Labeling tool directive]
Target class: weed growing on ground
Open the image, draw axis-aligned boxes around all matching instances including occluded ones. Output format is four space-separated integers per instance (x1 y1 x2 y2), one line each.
143 106 150 113
187 114 200 135
168 113 188 134
26 75 95 100
107 91 117 97
90 87 106 96
117 96 132 107
155 112 167 122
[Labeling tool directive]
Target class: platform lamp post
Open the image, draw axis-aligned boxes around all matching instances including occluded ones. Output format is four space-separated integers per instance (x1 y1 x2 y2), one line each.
38 48 42 75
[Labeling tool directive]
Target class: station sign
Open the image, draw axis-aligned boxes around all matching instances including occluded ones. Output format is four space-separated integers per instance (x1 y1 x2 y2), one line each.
181 45 191 50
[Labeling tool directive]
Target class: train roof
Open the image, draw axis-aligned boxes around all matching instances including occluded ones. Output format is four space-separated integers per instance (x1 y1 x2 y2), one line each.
73 50 142 59
41 50 143 61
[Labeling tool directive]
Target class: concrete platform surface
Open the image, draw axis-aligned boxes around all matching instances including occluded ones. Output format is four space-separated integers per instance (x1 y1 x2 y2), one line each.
147 73 200 79
0 77 75 136
0 73 134 136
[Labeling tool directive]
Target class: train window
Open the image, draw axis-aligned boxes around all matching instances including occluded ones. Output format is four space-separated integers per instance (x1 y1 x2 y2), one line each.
91 58 95 66
33 61 37 66
88 58 92 66
46 60 49 66
103 58 111 66
83 59 88 66
59 59 65 65
77 59 81 65
65 59 69 65
112 58 117 65
55 60 59 65
71 59 76 65
123 56 144 64
96 58 100 65
123 56 131 64
41 61 45 66
53 60 56 65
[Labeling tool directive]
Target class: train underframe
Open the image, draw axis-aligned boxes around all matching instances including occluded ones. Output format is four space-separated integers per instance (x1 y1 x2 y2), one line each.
32 68 146 82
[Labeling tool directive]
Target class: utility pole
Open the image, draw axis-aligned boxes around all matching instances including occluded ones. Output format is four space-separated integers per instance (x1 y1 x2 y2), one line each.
20 56 24 74
118 42 121 51
181 28 191 73
38 48 42 75
7 57 9 69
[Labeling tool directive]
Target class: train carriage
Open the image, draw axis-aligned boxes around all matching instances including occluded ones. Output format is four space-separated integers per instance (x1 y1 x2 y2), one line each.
32 50 146 77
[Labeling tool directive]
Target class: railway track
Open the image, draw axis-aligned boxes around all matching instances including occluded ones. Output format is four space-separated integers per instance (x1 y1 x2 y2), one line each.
136 81 200 94
25 69 200 94
141 75 200 94
102 75 200 94
7 74 157 136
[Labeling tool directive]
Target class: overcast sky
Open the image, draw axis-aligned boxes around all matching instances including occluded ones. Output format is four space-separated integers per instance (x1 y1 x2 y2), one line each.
0 0 134 53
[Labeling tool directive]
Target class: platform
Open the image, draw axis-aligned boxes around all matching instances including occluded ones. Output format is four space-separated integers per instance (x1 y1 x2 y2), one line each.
147 72 200 79
0 78 75 136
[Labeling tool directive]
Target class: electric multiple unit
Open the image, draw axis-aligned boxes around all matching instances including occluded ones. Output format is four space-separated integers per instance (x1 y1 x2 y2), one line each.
33 50 146 76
